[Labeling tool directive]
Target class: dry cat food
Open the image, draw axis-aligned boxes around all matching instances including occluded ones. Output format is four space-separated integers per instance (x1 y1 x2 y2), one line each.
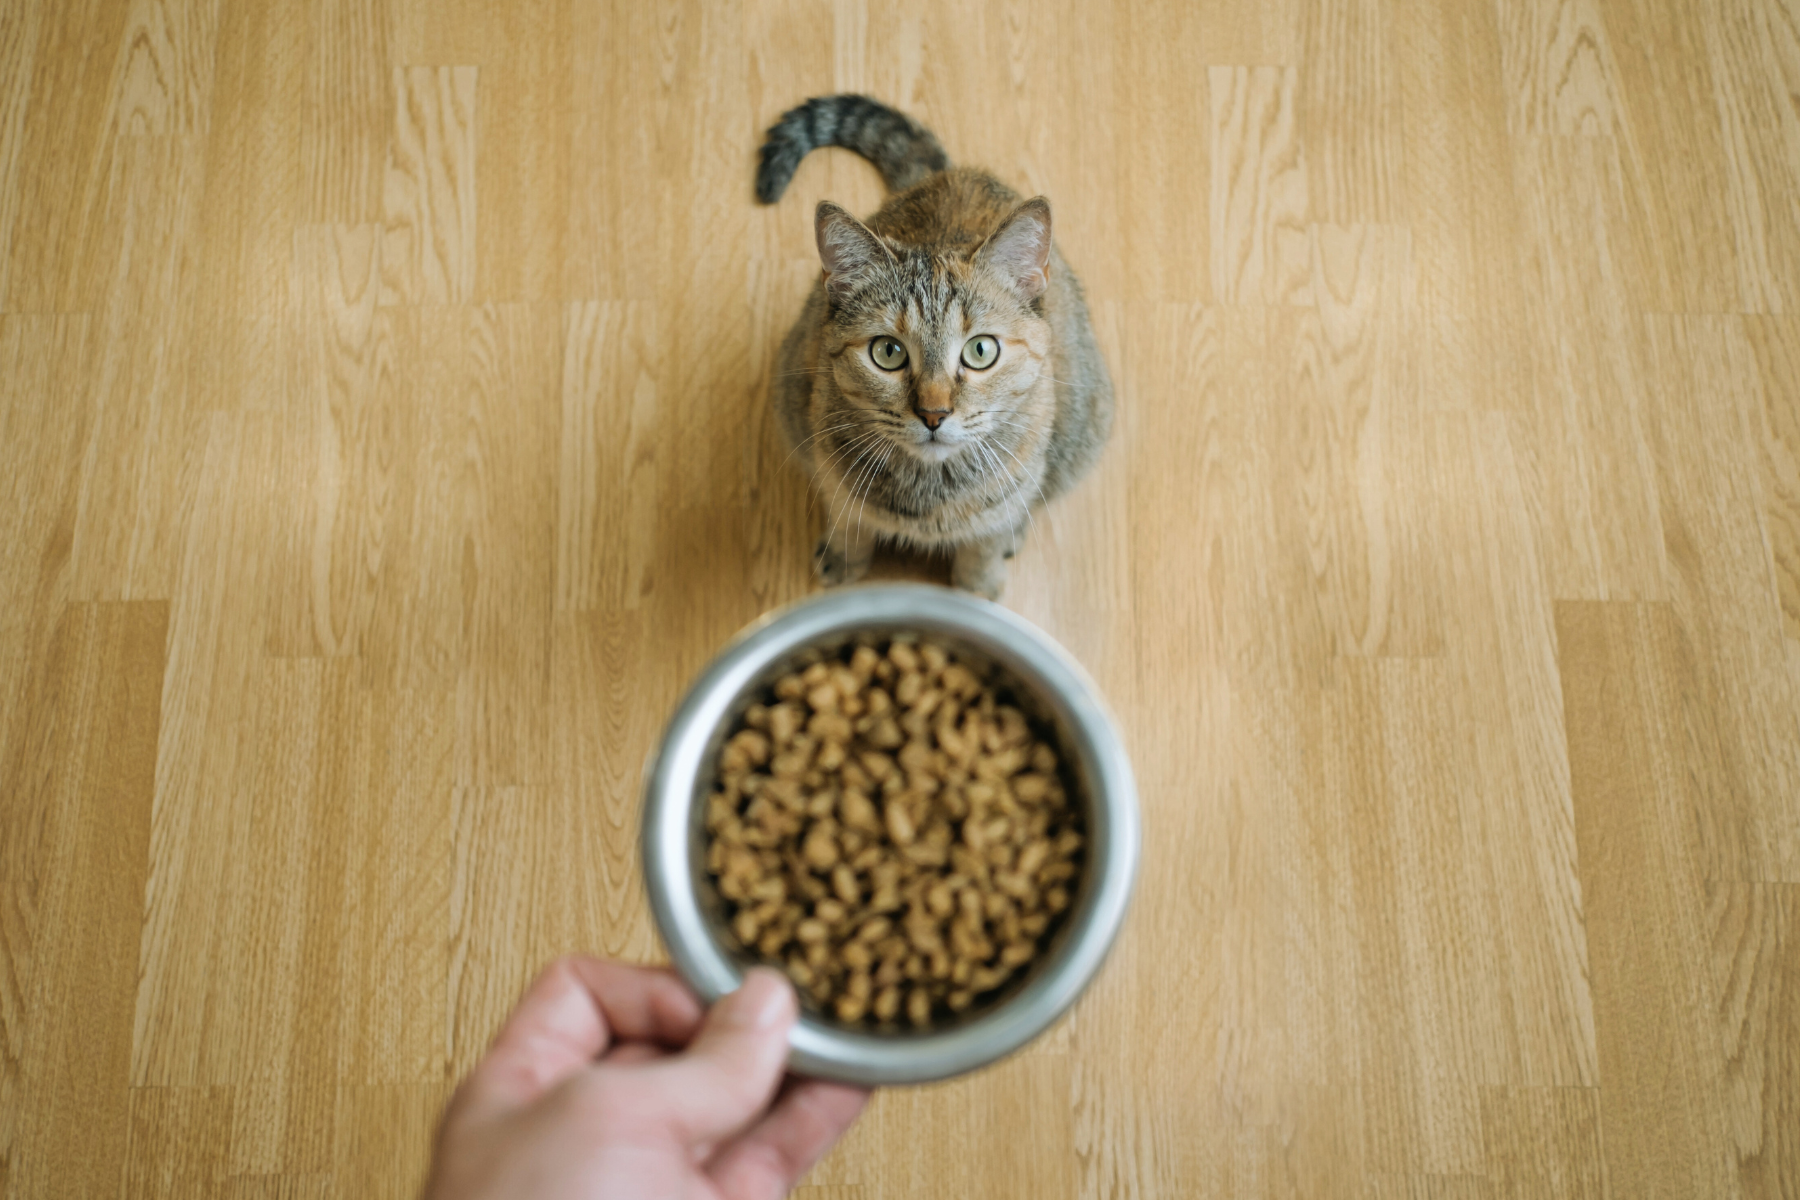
703 637 1084 1028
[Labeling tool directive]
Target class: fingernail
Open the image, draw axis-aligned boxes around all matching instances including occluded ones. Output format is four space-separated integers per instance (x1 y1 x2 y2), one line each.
727 968 794 1031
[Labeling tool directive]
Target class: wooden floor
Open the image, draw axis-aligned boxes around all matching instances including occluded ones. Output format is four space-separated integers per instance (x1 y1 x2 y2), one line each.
3 0 1799 1196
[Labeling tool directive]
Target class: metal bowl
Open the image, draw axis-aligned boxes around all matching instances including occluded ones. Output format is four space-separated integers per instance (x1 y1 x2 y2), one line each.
640 583 1139 1086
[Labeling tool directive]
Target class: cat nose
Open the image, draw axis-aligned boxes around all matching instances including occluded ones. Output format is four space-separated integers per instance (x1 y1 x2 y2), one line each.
915 378 953 430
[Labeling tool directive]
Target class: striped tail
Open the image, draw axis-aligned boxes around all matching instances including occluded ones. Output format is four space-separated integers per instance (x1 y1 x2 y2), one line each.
755 94 950 203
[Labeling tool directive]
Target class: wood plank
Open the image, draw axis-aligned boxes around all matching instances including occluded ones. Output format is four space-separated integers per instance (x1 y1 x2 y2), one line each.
0 315 100 1188
0 601 168 1199
380 67 477 307
1394 0 1534 414
0 0 132 313
1508 135 1668 601
0 0 43 313
563 0 661 301
67 135 207 602
326 1083 449 1200
1705 882 1800 1196
554 301 661 612
271 224 392 657
1112 4 1215 304
1297 0 1404 223
1274 223 1441 657
1703 0 1800 314
421 0 571 303
1556 600 1745 1198
1492 0 1624 136
122 1087 235 1200
110 0 221 138
1742 316 1800 645
1596 0 1746 313
1638 315 1800 881
178 0 305 410
856 1055 1077 1200
301 0 394 226
1210 66 1312 306
446 303 558 789
1477 1087 1608 1199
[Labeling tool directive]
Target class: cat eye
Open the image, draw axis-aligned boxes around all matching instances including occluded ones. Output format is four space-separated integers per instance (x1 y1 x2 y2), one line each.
869 337 908 370
961 335 1000 370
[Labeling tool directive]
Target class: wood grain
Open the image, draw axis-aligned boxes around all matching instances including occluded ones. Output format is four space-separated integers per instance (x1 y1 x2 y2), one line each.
1556 601 1751 1197
1 601 167 1199
0 0 43 313
4 0 1800 1195
1493 0 1623 136
1210 66 1312 306
381 66 477 307
1298 0 1404 223
1743 316 1800 643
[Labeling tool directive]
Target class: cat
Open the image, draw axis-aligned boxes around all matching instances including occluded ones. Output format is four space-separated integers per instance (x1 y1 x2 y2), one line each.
757 95 1113 599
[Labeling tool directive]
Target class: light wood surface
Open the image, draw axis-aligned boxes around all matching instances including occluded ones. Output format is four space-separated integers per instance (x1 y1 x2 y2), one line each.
3 1 1798 1196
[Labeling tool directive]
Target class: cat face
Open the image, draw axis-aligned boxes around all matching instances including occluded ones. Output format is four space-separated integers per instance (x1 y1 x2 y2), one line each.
815 200 1055 468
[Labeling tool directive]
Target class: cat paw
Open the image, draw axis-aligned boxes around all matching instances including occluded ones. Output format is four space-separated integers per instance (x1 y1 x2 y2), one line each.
951 553 1008 600
815 538 872 587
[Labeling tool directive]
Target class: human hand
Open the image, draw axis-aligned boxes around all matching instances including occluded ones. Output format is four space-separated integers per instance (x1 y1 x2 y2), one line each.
423 956 869 1200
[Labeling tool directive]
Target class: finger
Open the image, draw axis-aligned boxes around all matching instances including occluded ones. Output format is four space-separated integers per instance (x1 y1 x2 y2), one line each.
618 968 797 1147
560 957 706 1046
601 1040 670 1067
707 1079 871 1200
472 957 703 1114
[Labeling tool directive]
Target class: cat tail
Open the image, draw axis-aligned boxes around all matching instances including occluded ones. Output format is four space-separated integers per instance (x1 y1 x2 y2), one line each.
755 95 950 203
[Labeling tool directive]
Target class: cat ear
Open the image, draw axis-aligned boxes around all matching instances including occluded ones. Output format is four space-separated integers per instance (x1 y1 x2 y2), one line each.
816 202 891 303
976 197 1052 301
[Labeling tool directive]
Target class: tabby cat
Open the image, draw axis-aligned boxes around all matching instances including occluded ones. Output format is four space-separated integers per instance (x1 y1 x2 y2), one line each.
758 95 1113 598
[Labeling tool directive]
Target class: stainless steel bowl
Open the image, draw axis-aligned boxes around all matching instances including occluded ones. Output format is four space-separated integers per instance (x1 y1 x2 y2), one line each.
640 583 1139 1086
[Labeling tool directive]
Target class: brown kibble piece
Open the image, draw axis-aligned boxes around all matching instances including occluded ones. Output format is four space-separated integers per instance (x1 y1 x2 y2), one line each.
884 799 916 846
802 826 839 869
840 789 881 834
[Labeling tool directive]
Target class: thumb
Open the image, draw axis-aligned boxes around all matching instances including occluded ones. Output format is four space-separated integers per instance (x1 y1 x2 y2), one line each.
631 968 797 1147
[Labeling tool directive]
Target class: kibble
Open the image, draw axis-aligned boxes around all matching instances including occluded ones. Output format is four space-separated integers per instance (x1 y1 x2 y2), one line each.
705 637 1084 1028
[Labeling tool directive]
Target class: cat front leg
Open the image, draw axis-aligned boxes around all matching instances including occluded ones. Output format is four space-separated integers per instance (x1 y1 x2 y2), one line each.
951 525 1024 599
814 517 875 587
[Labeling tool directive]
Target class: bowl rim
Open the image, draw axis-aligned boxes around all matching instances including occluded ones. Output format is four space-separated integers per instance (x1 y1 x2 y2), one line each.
640 583 1140 1086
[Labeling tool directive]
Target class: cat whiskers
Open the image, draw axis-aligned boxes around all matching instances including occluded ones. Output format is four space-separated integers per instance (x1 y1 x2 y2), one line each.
972 416 1050 546
963 435 1032 547
780 415 883 473
852 439 898 546
982 436 1040 546
815 421 894 476
823 428 895 560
